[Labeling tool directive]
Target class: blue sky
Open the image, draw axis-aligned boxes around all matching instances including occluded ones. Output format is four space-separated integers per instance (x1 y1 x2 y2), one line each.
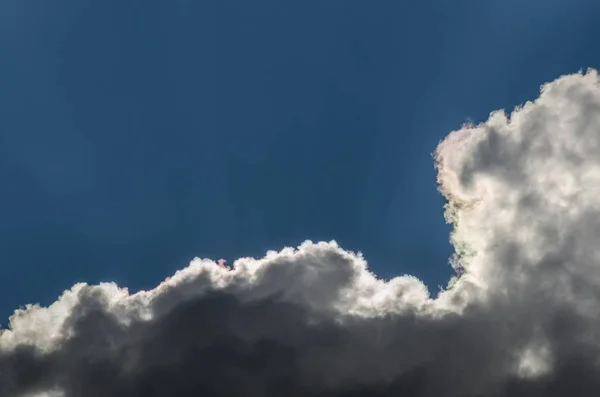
1 0 599 321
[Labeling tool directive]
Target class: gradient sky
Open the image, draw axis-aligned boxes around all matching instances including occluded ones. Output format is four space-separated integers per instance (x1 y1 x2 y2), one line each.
1 0 600 322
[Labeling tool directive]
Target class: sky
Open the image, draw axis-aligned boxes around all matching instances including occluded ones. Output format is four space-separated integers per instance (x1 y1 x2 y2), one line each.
3 2 600 396
3 0 599 319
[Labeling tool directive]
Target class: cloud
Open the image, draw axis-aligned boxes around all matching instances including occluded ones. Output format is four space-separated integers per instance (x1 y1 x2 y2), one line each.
4 69 600 396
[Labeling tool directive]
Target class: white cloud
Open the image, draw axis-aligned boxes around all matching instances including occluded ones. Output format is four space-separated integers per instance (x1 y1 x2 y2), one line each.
4 69 600 396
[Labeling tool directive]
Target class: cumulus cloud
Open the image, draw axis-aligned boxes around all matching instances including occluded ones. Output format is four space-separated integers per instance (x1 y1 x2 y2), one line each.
4 69 600 396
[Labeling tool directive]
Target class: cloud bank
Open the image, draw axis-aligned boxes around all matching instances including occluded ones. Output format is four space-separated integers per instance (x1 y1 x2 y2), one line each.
4 70 600 396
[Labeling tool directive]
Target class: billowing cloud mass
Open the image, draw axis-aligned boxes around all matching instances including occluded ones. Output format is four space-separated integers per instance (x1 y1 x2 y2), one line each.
4 70 600 396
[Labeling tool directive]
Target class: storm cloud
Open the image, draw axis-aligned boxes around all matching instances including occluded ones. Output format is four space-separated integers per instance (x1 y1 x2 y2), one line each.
4 70 600 396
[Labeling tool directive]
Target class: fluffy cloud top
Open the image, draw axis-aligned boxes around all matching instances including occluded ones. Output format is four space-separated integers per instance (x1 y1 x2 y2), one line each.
3 70 600 396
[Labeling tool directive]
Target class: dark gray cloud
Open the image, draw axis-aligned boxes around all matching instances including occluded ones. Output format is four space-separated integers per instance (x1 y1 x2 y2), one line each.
4 70 600 397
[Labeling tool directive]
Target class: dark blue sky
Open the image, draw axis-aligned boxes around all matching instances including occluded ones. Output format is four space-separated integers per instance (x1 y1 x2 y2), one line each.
1 0 600 321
